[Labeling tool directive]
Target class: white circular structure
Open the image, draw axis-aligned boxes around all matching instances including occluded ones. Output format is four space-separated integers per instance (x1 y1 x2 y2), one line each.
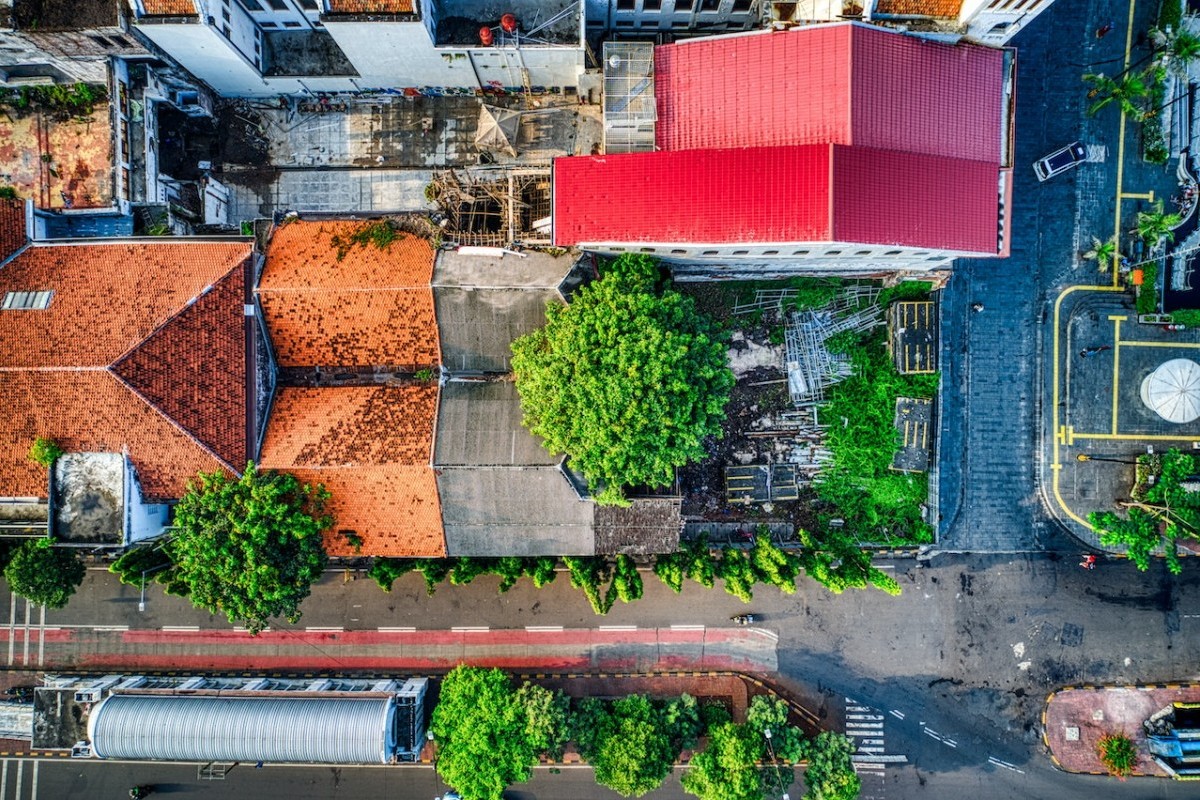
1140 358 1200 423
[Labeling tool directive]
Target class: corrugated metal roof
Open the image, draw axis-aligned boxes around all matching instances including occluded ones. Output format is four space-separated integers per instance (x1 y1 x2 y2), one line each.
831 146 998 253
88 695 397 764
654 23 1004 163
553 145 833 246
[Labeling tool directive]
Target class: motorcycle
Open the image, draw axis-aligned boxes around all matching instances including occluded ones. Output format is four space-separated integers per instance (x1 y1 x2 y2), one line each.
129 786 155 799
731 614 756 625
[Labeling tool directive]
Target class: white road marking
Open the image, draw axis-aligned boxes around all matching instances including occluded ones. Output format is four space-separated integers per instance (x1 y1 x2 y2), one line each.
889 709 905 720
988 756 1024 774
853 762 885 772
846 723 884 731
670 624 705 630
1085 144 1108 162
2 758 9 800
20 601 30 666
852 754 908 763
847 714 884 720
305 627 344 632
6 594 14 666
860 738 885 746
597 625 637 631
162 626 201 632
857 746 886 753
451 627 489 632
29 760 36 800
14 760 22 800
377 626 416 632
525 626 564 632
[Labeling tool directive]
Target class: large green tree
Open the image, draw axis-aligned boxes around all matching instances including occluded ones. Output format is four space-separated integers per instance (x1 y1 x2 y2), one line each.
511 254 734 504
430 666 537 800
166 464 330 633
579 695 676 797
515 682 570 760
1089 448 1199 573
801 732 860 800
4 539 85 608
682 722 767 800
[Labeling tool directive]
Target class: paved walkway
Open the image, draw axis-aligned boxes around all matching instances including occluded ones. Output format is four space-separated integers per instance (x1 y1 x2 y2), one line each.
0 625 778 675
1044 684 1200 776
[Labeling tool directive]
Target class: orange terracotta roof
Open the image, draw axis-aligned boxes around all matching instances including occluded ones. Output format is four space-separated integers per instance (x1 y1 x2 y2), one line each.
259 221 439 368
260 386 444 557
0 241 253 501
138 0 198 16
325 0 415 12
0 242 252 368
873 0 963 17
113 266 248 470
1 371 231 501
0 198 26 262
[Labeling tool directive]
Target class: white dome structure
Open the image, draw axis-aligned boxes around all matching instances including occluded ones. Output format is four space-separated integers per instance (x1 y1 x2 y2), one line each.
1140 358 1200 423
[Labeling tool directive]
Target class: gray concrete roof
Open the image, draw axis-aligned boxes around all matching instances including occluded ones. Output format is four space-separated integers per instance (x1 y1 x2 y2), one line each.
434 287 557 373
433 381 558 466
432 250 576 290
438 467 594 557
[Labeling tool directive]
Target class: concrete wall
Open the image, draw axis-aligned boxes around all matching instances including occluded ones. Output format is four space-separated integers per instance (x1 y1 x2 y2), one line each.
134 23 275 96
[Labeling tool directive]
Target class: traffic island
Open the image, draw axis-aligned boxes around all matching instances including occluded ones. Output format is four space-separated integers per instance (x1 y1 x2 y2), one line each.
1043 683 1200 778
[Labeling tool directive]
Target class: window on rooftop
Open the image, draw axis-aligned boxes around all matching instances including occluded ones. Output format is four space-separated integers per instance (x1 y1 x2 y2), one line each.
235 0 264 10
644 0 663 10
2 291 53 310
617 0 636 9
732 0 751 10
700 0 721 11
268 0 288 9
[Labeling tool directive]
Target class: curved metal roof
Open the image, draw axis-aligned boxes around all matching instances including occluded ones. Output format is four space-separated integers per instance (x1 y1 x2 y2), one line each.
88 695 397 763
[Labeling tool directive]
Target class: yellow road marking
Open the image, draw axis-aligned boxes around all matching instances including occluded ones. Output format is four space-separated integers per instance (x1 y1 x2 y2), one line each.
1071 432 1200 442
1120 190 1155 201
1119 340 1200 349
1112 317 1123 434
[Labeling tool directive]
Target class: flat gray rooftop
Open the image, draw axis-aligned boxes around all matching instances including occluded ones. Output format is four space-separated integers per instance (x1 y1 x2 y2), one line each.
438 466 594 556
435 287 557 373
53 453 123 545
434 381 557 466
433 250 576 289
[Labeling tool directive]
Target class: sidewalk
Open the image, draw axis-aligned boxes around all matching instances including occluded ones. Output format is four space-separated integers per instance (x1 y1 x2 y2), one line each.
0 625 778 675
1043 683 1200 776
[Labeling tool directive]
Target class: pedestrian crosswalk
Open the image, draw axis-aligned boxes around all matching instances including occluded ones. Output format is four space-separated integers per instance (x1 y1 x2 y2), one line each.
0 759 40 800
845 698 895 800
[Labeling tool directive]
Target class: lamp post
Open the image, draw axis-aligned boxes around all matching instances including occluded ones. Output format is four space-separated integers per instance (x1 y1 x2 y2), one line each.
137 563 170 613
762 728 790 800
1076 453 1139 465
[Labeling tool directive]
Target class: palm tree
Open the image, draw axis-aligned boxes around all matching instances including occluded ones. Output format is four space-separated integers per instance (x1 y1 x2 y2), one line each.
1136 200 1184 245
1082 236 1119 271
1084 72 1148 119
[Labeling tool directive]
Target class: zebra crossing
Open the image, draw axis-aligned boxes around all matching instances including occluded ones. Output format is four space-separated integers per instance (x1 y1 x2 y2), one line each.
845 698 899 800
0 759 40 800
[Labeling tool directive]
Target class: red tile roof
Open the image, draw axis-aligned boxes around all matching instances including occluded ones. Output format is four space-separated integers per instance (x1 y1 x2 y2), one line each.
554 146 832 245
654 23 1005 162
0 198 26 262
554 145 999 253
259 386 444 557
137 0 198 16
873 0 963 17
0 241 253 501
325 0 415 12
831 146 999 252
259 221 439 368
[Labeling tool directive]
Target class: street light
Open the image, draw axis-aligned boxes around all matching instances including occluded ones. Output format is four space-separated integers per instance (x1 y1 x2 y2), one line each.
138 563 170 612
762 728 791 800
1076 453 1139 465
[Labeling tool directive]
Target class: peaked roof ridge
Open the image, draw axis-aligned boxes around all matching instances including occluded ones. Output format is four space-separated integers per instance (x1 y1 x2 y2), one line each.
111 257 250 470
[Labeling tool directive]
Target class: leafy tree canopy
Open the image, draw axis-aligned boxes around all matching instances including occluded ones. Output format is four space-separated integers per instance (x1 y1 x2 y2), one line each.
166 464 330 633
580 695 676 797
746 696 805 764
430 666 537 800
3 539 85 608
511 254 734 504
682 722 767 800
515 682 571 759
802 732 860 800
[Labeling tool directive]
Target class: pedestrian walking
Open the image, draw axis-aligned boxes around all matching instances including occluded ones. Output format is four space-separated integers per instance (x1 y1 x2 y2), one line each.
1079 554 1097 570
1096 21 1114 38
1079 345 1112 358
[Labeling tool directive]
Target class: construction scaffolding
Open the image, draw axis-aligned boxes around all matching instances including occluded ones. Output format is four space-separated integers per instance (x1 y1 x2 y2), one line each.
427 167 552 247
783 287 883 406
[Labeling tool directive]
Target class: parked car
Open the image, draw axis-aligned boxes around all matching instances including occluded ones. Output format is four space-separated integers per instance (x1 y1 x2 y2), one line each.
1034 141 1088 181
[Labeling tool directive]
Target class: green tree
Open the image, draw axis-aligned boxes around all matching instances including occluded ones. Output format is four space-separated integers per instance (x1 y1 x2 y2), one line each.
3 539 85 609
27 437 64 468
515 682 570 760
1097 732 1138 778
1136 200 1183 245
795 528 902 596
431 666 536 800
802 732 860 800
110 543 172 588
563 556 615 615
746 696 805 763
511 254 734 505
1084 72 1148 118
1088 448 1198 574
1081 236 1119 271
611 554 644 603
718 546 759 603
660 693 703 751
166 464 330 633
748 533 801 595
682 722 767 800
654 535 717 593
580 696 676 797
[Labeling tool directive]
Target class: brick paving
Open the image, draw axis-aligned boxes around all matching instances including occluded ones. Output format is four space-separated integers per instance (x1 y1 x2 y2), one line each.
1043 684 1200 776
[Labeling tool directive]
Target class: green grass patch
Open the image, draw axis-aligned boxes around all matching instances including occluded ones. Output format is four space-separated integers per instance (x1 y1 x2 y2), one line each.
1170 308 1200 326
816 327 938 544
1136 260 1159 315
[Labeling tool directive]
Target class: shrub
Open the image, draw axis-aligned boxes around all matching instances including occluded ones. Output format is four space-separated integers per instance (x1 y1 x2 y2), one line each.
27 437 64 468
1097 732 1138 778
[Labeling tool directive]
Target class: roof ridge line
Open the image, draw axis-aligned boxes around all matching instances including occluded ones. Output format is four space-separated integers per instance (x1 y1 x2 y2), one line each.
106 367 238 475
